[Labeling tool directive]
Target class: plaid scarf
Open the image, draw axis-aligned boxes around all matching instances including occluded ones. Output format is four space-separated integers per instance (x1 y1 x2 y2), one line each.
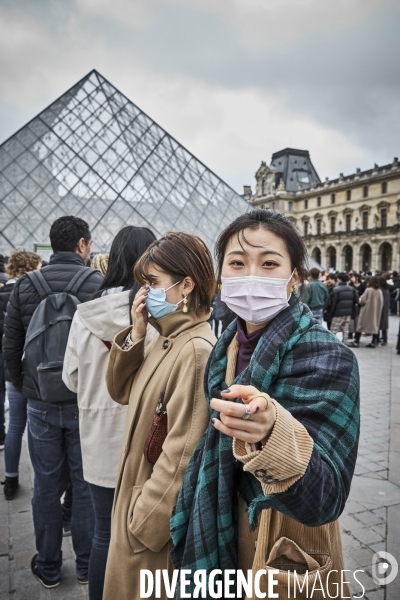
170 295 359 597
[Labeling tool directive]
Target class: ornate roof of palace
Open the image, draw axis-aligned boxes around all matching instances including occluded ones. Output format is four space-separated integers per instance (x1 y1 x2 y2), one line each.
270 148 321 193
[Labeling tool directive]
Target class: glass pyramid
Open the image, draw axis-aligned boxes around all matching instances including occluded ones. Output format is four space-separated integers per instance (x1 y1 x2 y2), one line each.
0 70 248 255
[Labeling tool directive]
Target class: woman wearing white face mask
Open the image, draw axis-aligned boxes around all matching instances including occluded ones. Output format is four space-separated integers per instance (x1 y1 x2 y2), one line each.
171 210 360 599
102 232 216 600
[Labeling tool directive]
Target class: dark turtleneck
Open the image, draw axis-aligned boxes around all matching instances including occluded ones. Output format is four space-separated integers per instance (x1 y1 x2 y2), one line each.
235 317 268 377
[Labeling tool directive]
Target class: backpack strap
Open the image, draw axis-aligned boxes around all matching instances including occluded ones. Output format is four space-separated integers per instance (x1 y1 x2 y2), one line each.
26 270 53 301
64 267 98 297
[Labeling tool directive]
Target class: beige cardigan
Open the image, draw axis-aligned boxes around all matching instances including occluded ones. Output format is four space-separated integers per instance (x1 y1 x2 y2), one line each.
225 337 350 600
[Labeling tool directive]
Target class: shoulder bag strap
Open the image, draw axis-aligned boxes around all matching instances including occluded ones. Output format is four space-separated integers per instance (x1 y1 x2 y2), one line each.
64 267 98 296
157 335 214 413
26 270 52 301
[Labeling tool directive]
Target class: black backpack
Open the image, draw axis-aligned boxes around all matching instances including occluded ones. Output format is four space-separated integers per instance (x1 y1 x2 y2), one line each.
23 268 95 403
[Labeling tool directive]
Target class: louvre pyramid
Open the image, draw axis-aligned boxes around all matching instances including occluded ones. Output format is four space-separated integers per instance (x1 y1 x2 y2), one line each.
0 70 248 254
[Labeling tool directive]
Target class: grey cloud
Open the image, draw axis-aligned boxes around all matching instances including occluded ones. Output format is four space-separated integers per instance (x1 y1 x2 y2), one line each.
0 0 399 182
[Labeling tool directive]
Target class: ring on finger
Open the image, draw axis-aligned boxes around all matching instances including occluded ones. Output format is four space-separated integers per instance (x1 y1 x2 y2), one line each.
253 395 269 411
241 404 251 420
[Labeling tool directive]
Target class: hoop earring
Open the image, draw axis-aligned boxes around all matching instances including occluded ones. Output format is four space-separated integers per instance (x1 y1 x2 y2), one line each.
182 294 188 313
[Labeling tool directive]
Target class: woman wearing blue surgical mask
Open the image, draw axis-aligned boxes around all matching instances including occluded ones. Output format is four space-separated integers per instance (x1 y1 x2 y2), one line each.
171 209 360 599
102 232 216 600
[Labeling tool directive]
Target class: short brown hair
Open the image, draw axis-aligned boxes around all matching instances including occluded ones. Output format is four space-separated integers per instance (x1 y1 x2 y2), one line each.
6 250 41 279
309 268 321 280
134 232 215 316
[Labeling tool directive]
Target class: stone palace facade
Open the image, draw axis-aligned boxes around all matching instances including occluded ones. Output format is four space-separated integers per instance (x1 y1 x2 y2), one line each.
245 148 400 272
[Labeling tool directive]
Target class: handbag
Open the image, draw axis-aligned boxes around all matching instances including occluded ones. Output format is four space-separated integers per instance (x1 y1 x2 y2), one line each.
143 335 214 465
143 391 168 465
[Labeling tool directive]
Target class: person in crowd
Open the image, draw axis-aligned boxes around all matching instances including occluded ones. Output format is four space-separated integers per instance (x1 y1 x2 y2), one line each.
390 270 400 316
372 275 390 346
301 267 329 323
0 254 7 285
349 271 366 297
210 283 226 337
329 272 359 345
0 250 42 499
62 225 156 600
3 216 103 589
170 209 360 598
102 232 216 600
91 253 109 275
349 276 384 348
323 272 336 329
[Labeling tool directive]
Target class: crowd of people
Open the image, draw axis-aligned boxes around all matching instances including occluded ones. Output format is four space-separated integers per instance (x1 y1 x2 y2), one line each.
0 208 369 599
300 266 399 350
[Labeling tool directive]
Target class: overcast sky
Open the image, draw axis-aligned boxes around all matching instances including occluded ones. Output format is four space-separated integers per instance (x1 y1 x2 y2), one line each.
0 0 399 193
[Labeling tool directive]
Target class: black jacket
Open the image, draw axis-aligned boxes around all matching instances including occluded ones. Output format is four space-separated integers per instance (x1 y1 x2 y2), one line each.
329 283 359 319
3 252 103 399
0 281 16 382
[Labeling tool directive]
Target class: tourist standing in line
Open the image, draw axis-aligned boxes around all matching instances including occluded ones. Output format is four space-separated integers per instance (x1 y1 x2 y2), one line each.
0 250 42 499
63 225 156 600
3 216 103 589
372 275 390 346
329 272 358 344
0 254 7 285
102 233 216 600
91 253 109 275
171 209 360 599
349 276 384 348
301 267 329 323
323 272 336 329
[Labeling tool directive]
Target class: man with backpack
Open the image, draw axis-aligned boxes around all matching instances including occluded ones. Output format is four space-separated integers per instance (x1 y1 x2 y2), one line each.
3 216 103 589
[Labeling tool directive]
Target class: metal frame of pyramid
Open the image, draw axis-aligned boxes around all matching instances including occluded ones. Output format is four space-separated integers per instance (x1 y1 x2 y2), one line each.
0 70 248 255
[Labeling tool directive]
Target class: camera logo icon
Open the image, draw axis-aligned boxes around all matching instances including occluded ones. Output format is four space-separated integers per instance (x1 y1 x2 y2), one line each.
372 551 398 585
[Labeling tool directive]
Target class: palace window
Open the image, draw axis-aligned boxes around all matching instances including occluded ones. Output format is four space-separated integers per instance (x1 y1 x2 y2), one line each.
330 216 336 233
304 199 308 209
304 221 309 236
331 193 335 204
288 201 293 211
382 181 387 194
362 211 368 230
346 189 351 201
262 179 266 196
363 185 369 198
345 213 351 232
317 196 321 207
381 208 387 228
317 219 322 235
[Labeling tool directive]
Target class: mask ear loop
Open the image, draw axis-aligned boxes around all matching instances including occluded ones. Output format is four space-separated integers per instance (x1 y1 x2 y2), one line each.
288 269 297 294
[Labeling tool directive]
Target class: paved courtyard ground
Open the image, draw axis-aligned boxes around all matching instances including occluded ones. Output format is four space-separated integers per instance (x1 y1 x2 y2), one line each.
1 317 399 599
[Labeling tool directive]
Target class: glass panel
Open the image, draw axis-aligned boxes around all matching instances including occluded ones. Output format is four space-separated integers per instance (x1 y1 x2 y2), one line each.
0 71 249 256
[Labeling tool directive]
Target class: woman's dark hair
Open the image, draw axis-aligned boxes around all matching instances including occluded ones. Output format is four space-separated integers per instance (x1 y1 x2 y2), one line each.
94 226 156 297
215 209 308 284
379 275 389 290
134 232 215 316
367 276 381 290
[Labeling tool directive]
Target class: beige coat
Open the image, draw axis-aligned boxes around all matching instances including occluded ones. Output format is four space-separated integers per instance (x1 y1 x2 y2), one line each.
62 291 156 487
356 287 383 334
103 309 216 600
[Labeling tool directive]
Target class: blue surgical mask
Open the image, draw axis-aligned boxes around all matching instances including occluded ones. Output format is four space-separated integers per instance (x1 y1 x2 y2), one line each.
145 280 183 319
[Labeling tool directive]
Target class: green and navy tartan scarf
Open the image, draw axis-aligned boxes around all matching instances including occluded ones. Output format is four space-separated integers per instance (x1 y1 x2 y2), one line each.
170 295 360 597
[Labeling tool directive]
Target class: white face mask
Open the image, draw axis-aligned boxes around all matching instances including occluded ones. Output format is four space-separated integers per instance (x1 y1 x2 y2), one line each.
221 271 295 326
